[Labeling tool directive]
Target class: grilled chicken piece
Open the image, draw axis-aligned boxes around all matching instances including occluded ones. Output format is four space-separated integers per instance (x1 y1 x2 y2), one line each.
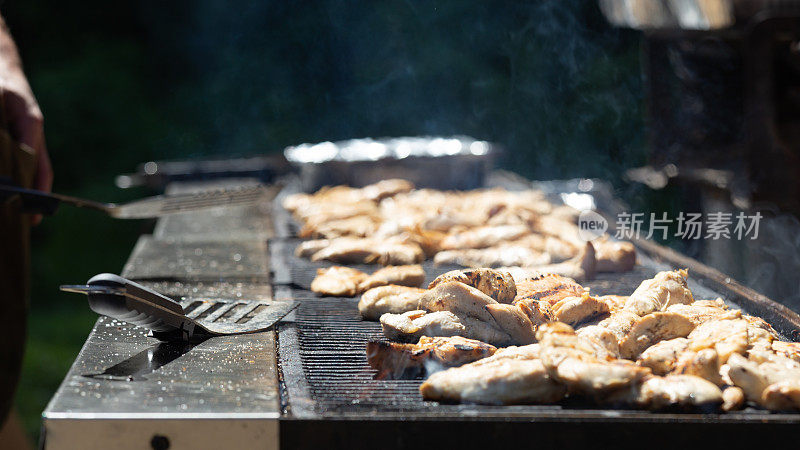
597 295 627 311
428 268 516 303
295 239 332 258
358 265 426 292
575 325 621 357
721 386 745 411
726 351 800 410
484 303 539 345
665 302 741 326
536 323 650 397
310 266 369 297
624 269 694 316
761 380 800 411
596 310 641 341
726 353 768 403
530 216 584 247
439 224 531 250
512 299 555 326
366 336 496 379
358 285 426 320
552 293 611 327
310 239 424 265
743 315 781 352
507 234 578 263
772 341 800 363
380 309 516 346
594 239 636 273
672 349 724 386
380 310 465 342
419 281 500 323
385 281 542 346
686 319 749 363
617 375 723 411
505 242 596 282
636 338 689 375
360 178 415 202
420 344 567 405
433 246 551 268
510 273 585 306
299 215 380 239
619 312 695 359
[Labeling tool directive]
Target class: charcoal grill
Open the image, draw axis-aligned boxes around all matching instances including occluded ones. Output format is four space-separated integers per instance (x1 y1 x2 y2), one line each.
42 173 800 450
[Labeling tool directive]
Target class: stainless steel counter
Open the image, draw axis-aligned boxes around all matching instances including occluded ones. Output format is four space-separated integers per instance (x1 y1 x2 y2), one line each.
42 179 281 450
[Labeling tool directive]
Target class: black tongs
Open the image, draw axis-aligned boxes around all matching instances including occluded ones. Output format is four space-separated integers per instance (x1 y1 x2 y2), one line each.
0 178 280 219
61 274 296 343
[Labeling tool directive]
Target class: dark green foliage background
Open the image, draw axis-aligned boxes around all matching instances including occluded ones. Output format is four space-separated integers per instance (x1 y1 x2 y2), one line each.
3 1 645 440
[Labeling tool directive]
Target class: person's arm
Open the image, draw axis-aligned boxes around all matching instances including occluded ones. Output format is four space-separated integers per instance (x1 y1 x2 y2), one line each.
0 13 52 201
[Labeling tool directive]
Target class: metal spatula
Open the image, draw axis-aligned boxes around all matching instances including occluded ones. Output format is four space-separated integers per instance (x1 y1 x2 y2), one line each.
0 182 281 219
61 274 297 342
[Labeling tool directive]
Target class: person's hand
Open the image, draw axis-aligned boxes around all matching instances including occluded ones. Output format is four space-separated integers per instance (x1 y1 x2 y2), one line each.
0 17 52 224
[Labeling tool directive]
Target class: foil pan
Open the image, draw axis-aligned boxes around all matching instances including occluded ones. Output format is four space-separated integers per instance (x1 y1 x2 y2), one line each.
284 136 495 192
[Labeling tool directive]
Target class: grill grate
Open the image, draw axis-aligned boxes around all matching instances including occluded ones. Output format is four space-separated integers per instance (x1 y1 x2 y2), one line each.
294 298 429 412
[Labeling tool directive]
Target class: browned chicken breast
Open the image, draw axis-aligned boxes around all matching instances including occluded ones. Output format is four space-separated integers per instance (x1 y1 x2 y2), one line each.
511 273 585 306
618 312 696 359
428 268 516 303
623 269 694 316
665 302 741 326
552 293 611 327
671 348 724 386
503 242 596 282
310 238 424 265
594 239 637 273
636 337 689 375
596 310 641 341
358 265 426 292
612 375 723 411
433 246 551 268
419 344 567 405
358 285 426 320
536 323 651 398
366 335 496 379
686 318 749 363
380 310 466 342
439 224 531 250
360 178 415 202
310 266 368 297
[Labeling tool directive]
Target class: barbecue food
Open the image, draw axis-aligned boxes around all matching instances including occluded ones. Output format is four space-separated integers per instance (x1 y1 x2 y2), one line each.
367 336 497 379
551 293 611 327
439 224 530 250
686 318 749 363
428 268 516 303
636 338 689 375
312 265 425 297
358 265 426 291
727 352 800 410
419 344 567 404
310 266 369 297
671 349 724 386
380 310 466 342
381 281 546 346
593 239 636 273
618 312 695 359
310 238 424 265
288 181 639 280
511 273 586 305
536 322 651 398
613 375 723 411
623 269 694 316
358 285 427 320
665 301 741 325
433 246 551 268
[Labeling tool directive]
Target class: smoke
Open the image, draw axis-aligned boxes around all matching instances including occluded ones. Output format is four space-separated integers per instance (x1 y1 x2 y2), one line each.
135 0 644 182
